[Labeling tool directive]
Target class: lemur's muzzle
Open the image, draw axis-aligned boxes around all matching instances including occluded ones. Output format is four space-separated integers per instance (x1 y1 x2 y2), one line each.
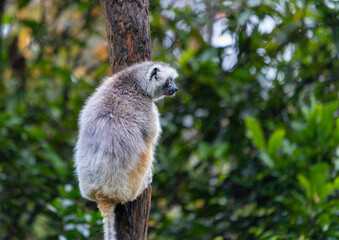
163 78 178 96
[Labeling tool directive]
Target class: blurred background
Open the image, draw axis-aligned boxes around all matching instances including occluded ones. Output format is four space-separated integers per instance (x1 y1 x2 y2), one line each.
1 0 339 239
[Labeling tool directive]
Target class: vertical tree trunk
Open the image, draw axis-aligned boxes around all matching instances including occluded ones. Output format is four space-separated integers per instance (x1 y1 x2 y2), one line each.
99 0 153 239
99 0 152 74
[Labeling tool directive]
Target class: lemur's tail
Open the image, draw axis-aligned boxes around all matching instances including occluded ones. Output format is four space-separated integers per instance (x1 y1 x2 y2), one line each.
103 212 116 240
97 195 117 240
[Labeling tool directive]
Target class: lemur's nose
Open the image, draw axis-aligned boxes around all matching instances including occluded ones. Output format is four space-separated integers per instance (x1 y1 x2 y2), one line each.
169 87 177 95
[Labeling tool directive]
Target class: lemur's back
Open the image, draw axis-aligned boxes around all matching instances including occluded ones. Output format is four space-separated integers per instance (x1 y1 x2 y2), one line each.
75 73 155 201
74 61 178 240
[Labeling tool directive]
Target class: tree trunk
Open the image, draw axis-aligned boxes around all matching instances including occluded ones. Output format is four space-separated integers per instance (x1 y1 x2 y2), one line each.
98 0 153 239
99 0 152 74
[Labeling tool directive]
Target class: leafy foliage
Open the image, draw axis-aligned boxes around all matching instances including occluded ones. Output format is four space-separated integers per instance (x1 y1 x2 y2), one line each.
1 0 339 239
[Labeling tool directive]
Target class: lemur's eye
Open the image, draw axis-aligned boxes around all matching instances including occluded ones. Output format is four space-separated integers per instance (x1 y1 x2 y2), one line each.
167 77 173 84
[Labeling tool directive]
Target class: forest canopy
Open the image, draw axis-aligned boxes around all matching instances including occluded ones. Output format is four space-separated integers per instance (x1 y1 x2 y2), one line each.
1 0 339 239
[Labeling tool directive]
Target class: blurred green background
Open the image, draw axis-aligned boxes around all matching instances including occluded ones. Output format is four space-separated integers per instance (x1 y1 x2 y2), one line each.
1 0 339 239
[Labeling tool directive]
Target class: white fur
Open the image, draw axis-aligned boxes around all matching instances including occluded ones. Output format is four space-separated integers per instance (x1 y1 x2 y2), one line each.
74 62 178 201
74 61 178 240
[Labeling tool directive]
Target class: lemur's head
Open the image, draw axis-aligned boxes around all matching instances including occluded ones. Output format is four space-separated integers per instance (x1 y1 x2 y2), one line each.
137 62 178 100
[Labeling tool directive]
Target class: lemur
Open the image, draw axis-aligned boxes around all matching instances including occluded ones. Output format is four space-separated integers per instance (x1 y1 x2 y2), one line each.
74 61 178 240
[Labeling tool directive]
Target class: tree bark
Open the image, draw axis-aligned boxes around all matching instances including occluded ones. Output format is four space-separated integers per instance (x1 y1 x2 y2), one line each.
99 0 153 239
99 0 152 74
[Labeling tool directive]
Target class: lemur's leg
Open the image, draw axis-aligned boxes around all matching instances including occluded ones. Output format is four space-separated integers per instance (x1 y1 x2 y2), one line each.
127 142 153 200
139 167 153 196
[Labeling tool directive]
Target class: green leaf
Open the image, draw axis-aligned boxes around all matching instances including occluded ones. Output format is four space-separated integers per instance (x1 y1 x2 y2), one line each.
322 102 338 124
259 152 274 168
319 102 338 140
245 117 266 150
306 103 322 137
213 143 229 159
297 173 312 200
309 163 330 202
332 177 339 191
197 141 211 159
335 118 339 142
179 49 196 66
267 129 285 157
41 147 67 175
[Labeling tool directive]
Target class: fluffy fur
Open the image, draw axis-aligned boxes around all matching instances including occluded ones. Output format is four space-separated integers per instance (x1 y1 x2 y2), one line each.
74 61 178 239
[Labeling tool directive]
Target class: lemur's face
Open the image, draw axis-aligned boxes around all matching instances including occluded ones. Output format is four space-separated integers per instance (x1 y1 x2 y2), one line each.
147 64 178 100
162 77 177 96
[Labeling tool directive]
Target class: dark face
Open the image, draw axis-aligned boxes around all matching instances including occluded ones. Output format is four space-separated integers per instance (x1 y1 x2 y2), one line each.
162 77 178 96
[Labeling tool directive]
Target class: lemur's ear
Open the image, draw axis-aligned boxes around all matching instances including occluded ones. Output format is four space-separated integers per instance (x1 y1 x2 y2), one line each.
149 66 159 81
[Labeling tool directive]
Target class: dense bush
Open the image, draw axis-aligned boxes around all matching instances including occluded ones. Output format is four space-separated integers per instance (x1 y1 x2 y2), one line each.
1 0 339 239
